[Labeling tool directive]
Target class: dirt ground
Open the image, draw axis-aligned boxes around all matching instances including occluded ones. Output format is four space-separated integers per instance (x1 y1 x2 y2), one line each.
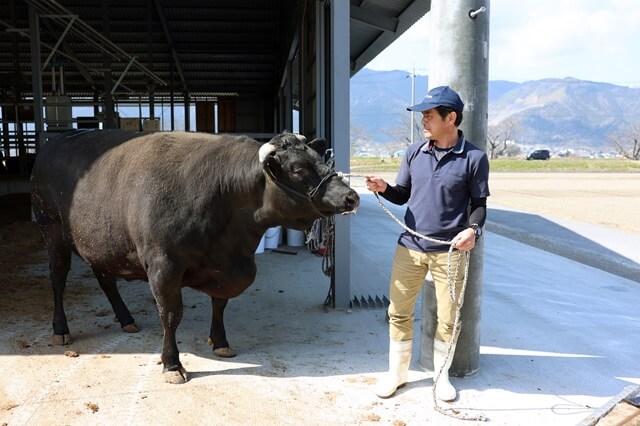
365 172 640 235
0 172 638 425
487 172 640 234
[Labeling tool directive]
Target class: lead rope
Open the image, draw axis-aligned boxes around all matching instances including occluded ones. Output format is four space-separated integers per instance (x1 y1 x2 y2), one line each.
307 151 337 306
338 172 488 422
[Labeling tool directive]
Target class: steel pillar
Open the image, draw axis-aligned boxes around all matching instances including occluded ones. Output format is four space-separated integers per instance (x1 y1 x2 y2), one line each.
330 0 351 309
28 5 44 150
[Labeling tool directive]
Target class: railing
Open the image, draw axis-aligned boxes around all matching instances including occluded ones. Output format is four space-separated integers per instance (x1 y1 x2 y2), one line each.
1 128 38 177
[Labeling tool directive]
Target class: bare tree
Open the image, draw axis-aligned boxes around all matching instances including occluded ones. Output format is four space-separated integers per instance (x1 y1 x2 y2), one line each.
504 143 522 157
350 125 372 157
380 114 424 147
487 119 517 159
609 123 640 160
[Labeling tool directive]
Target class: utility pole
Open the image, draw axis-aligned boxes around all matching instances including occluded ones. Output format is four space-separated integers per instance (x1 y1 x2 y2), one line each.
419 0 490 377
409 65 415 145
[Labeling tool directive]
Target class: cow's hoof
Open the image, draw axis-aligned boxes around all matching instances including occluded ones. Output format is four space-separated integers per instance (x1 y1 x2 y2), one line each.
213 346 237 358
52 333 72 345
121 323 139 333
163 367 189 384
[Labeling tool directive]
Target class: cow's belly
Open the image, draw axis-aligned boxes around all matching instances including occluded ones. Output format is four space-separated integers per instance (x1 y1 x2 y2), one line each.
77 248 147 280
184 257 257 299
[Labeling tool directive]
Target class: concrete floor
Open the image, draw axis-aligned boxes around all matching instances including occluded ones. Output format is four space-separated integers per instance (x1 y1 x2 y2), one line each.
331 188 640 425
2 188 638 425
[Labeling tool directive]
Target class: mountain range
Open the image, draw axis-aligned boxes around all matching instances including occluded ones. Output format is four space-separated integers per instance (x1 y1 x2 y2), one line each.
350 68 640 153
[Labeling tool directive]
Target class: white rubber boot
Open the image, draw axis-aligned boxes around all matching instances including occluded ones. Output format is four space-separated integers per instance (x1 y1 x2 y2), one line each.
433 338 457 402
375 339 412 398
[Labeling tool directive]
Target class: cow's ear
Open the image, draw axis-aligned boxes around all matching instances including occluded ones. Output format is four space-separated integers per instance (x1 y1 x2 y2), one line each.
259 142 277 163
263 155 283 180
307 138 326 155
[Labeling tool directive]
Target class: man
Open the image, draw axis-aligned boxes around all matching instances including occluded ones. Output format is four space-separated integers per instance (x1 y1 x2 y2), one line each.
366 86 490 401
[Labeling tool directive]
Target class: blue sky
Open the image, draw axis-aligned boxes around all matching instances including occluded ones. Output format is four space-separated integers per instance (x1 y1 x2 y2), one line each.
366 0 640 87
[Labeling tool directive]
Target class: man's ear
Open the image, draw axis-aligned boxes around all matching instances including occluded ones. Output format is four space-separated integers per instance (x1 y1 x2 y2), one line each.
307 138 326 155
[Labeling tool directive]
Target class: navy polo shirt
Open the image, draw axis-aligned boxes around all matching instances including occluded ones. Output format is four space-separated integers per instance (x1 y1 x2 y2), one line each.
391 131 490 252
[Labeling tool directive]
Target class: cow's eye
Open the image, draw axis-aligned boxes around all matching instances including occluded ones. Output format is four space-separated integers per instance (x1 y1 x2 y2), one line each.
292 168 306 179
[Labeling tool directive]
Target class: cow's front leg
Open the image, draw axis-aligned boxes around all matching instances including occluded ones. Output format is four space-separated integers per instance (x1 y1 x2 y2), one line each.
147 256 188 384
209 297 236 357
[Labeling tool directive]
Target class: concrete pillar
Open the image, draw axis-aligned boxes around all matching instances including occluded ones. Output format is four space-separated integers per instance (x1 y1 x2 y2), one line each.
419 0 490 377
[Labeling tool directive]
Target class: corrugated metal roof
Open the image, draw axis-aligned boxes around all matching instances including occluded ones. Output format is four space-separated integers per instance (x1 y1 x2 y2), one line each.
0 0 429 99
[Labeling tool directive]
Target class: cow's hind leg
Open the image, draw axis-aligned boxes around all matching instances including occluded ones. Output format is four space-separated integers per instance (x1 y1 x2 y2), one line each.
40 222 73 345
92 269 138 333
208 297 236 357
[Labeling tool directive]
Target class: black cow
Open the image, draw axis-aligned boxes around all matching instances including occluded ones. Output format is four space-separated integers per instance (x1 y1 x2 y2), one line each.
31 130 359 383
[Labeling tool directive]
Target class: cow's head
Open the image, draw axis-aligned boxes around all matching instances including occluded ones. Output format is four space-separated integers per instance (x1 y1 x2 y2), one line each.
258 133 359 229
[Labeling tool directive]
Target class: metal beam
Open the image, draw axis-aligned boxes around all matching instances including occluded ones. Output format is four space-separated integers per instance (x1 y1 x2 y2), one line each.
40 17 98 89
350 0 432 74
350 4 398 33
28 5 44 150
0 19 98 81
41 14 76 70
24 0 167 86
152 0 187 91
111 56 136 95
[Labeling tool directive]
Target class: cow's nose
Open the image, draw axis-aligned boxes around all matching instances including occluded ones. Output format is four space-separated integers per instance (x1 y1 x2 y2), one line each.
344 190 360 211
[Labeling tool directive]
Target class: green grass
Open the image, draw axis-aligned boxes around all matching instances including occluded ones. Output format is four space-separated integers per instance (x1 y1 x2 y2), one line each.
350 157 404 172
489 158 640 172
350 157 640 173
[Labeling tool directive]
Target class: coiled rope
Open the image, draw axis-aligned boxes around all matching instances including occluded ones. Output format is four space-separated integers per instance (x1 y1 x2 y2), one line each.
337 172 488 422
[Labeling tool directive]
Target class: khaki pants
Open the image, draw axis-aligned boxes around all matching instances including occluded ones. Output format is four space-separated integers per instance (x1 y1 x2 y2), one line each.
388 245 466 342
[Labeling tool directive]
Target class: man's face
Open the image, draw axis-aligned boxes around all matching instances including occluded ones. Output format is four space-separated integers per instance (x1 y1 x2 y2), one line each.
421 109 445 140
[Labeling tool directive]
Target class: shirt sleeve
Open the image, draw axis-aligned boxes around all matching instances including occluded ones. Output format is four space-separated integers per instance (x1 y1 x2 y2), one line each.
470 152 491 198
468 197 487 227
380 184 410 205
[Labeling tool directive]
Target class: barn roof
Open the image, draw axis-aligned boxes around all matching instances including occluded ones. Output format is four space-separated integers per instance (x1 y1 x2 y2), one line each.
0 0 431 99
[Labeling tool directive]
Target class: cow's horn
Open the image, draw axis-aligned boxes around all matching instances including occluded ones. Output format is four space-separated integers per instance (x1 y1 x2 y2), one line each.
258 142 277 163
294 133 307 142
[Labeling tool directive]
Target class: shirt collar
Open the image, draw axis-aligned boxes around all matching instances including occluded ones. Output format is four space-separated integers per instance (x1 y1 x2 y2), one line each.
420 130 466 154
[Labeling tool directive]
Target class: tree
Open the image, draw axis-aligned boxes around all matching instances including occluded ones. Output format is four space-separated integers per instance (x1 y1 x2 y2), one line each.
504 143 522 157
380 114 424 146
609 124 640 160
350 125 372 157
366 114 425 157
487 119 517 159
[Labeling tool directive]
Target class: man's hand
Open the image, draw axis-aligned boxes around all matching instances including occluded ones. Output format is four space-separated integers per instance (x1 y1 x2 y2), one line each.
453 228 477 251
365 176 388 193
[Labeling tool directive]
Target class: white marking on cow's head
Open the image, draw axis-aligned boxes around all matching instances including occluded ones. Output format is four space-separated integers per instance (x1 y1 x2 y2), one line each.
258 142 277 163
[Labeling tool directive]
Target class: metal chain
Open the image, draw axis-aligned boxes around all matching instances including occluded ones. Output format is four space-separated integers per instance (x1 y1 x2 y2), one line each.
339 172 488 422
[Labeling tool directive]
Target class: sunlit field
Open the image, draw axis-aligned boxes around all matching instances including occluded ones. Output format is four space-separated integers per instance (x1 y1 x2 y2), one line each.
351 156 640 173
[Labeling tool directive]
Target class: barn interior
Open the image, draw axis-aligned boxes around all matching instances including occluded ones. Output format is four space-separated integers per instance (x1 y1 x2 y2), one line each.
0 0 430 178
0 0 432 310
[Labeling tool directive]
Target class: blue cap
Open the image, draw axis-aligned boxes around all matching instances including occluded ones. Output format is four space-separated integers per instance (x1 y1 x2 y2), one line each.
407 86 464 112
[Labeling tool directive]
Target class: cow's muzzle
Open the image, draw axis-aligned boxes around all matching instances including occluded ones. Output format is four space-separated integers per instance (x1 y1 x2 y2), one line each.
340 189 360 215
